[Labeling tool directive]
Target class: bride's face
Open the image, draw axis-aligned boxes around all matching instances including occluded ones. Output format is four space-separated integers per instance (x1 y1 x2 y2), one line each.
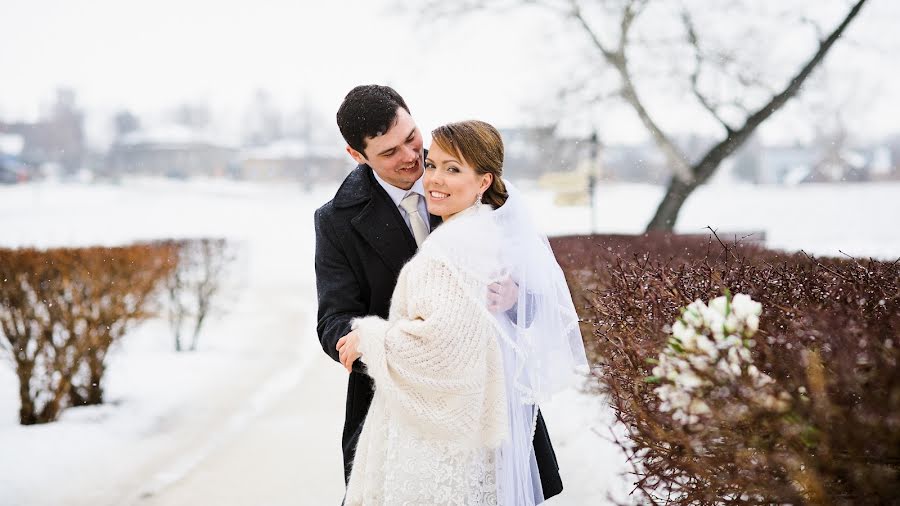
424 142 491 220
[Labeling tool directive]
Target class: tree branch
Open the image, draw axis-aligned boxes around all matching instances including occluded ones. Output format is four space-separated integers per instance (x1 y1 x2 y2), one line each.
691 0 869 185
569 0 694 183
681 9 735 136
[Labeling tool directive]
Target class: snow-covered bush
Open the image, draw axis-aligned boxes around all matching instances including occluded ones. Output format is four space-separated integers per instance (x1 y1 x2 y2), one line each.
0 243 175 424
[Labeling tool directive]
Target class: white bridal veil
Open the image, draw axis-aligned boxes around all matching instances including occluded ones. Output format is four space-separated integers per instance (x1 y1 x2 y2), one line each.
428 179 589 505
489 180 589 505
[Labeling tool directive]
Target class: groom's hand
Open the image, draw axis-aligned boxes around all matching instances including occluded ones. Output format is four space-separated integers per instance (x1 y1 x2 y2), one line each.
336 330 361 373
487 276 518 313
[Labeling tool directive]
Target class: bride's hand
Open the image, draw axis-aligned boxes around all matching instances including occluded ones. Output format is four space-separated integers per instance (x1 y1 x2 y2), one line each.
487 275 518 313
336 330 362 372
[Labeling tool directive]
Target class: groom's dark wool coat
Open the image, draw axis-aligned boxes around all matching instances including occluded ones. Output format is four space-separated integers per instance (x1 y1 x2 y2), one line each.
314 163 564 500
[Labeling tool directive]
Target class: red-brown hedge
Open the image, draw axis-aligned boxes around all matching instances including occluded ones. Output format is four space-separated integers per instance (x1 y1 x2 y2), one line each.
550 233 899 505
0 243 176 424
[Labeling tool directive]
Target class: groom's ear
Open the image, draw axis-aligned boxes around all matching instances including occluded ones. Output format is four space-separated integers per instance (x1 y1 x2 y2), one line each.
346 145 367 165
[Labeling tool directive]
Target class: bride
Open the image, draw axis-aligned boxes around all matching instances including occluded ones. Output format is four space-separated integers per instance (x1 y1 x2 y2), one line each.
337 120 587 505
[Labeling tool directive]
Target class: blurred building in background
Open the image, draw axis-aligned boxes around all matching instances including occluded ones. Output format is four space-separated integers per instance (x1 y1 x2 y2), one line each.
500 126 590 179
236 139 349 184
106 125 237 179
0 88 86 181
0 102 896 186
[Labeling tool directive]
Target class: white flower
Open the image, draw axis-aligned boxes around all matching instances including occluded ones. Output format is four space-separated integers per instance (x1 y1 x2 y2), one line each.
683 301 705 327
654 384 673 404
676 370 704 391
689 398 711 416
703 309 726 338
746 314 760 335
664 389 691 411
732 293 762 320
695 335 718 359
724 313 741 334
708 296 729 317
669 357 690 377
726 348 743 376
688 354 710 371
672 320 697 349
721 334 742 349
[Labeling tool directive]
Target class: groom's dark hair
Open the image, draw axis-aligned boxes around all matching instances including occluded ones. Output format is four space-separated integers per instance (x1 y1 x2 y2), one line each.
336 85 410 158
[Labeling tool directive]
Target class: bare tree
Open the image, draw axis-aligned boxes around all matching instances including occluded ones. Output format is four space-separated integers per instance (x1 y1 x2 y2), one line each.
166 239 235 352
422 0 869 231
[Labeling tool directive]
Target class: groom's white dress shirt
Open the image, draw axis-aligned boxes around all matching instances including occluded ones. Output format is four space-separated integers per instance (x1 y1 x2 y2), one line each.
372 171 431 235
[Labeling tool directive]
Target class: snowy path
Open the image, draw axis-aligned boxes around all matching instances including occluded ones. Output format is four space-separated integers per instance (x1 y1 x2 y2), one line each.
125 349 347 506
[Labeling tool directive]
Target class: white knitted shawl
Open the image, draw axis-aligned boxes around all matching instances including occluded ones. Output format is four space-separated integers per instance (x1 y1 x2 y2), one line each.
346 204 508 503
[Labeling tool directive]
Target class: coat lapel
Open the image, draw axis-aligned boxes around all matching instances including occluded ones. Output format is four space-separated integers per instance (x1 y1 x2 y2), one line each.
429 213 442 231
346 166 417 274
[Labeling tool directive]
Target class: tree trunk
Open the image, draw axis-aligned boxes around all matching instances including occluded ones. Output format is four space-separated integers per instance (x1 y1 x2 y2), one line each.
17 362 37 425
190 312 206 351
37 374 73 424
71 352 107 406
646 176 696 231
82 347 108 405
86 361 105 405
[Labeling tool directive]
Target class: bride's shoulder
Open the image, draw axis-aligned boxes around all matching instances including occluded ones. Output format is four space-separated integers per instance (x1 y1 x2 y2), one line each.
424 205 499 249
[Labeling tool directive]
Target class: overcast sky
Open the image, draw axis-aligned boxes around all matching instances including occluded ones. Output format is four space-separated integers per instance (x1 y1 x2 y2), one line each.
2 0 898 149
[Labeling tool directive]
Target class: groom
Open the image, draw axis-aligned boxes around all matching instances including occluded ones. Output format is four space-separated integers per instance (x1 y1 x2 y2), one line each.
314 84 564 500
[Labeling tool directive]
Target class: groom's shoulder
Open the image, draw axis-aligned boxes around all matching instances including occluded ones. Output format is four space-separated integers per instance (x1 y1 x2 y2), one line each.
315 164 373 220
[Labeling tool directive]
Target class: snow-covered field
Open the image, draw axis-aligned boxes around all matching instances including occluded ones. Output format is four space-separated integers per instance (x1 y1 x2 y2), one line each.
0 178 897 506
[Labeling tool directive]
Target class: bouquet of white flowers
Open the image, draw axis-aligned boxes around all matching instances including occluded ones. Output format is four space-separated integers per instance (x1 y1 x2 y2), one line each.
648 291 791 427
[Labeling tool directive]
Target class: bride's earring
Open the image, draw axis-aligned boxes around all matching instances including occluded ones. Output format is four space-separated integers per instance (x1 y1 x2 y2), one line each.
475 192 483 205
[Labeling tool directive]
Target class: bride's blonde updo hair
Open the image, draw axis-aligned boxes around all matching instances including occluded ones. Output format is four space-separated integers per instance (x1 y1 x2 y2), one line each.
430 120 509 209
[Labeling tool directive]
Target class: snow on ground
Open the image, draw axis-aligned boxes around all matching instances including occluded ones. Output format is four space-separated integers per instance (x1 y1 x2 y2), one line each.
0 178 897 506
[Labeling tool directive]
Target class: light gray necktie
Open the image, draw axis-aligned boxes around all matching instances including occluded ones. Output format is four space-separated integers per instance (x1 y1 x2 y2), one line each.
399 192 429 247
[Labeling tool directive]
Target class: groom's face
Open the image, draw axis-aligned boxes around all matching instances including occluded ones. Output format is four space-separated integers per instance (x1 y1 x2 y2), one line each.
348 107 424 191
